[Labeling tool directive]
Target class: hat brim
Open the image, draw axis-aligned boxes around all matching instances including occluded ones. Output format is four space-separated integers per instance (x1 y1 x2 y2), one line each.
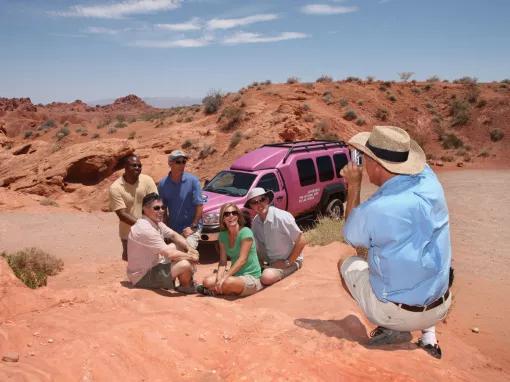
348 132 426 175
244 190 274 209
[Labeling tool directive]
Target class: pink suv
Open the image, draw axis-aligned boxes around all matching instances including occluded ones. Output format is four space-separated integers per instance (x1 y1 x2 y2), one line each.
200 140 351 242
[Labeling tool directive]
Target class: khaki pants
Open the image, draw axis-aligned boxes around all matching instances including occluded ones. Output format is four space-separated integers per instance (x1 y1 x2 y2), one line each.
340 256 451 332
238 275 263 297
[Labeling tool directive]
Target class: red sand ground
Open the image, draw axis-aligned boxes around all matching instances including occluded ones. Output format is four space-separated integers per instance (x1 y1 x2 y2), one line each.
1 169 509 381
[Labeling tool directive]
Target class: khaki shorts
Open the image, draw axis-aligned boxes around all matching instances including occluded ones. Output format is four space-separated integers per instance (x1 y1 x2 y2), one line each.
340 256 451 332
238 275 263 297
134 263 174 290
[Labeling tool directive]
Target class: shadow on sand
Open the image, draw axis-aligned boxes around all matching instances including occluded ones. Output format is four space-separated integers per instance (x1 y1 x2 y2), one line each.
294 314 417 352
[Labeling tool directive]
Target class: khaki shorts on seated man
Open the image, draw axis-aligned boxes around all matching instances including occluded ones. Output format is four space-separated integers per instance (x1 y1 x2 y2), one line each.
339 126 452 359
127 193 199 293
246 188 307 286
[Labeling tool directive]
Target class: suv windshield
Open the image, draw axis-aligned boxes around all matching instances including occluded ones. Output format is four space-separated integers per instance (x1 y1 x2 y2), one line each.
204 171 256 197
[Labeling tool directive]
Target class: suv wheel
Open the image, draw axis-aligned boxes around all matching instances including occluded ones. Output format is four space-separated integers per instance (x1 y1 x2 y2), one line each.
324 198 344 220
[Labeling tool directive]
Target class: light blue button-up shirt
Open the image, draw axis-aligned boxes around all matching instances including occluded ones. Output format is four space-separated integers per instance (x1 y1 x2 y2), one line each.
343 165 451 306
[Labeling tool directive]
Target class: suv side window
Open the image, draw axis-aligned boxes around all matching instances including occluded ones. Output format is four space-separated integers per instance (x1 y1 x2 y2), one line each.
297 159 317 186
257 173 280 192
316 155 334 182
333 153 348 177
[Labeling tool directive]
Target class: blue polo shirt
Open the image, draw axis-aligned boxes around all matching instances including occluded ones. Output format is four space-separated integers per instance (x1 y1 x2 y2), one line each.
158 172 204 234
343 165 451 306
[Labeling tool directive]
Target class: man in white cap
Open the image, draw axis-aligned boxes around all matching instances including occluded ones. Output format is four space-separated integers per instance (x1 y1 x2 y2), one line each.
158 150 204 249
338 125 452 359
246 188 307 286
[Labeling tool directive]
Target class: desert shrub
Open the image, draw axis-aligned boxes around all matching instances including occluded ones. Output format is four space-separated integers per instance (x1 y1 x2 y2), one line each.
489 129 504 142
411 87 421 94
426 103 434 109
263 80 271 85
219 106 243 132
466 85 480 103
56 127 70 140
40 197 58 207
501 79 510 84
1 247 64 289
202 90 223 114
441 133 464 149
343 110 357 121
355 118 366 126
303 103 311 111
423 84 432 91
382 81 392 88
229 131 243 148
184 116 193 123
426 75 441 82
432 116 441 124
97 118 110 129
366 76 375 83
313 120 339 140
477 99 487 108
322 91 334 104
115 115 126 123
181 139 193 149
128 116 137 123
91 133 100 139
304 216 344 246
127 131 136 140
451 100 470 126
375 108 389 121
141 111 165 121
345 76 361 82
440 155 454 162
24 130 33 139
398 72 414 82
463 155 471 162
75 126 84 133
231 94 241 102
250 81 259 87
198 144 216 159
316 74 333 83
387 94 397 102
339 98 349 107
453 76 478 85
39 119 56 131
287 76 299 84
357 100 364 106
107 127 117 134
115 121 127 129
478 149 490 158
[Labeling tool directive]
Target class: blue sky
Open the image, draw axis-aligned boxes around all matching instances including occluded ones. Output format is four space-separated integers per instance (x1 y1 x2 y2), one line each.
1 0 509 104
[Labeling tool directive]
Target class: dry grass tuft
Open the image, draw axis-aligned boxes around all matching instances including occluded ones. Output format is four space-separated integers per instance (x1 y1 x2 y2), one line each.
1 247 64 289
304 216 344 246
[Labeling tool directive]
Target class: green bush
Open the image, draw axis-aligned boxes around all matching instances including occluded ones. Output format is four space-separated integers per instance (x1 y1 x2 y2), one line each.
339 98 349 107
24 130 33 139
453 76 477 85
426 75 441 82
1 248 64 289
39 119 56 131
489 129 504 142
387 94 397 102
287 76 299 84
181 139 193 149
345 76 361 82
198 144 216 159
322 91 334 104
355 118 366 126
313 120 339 140
115 121 127 129
202 90 223 114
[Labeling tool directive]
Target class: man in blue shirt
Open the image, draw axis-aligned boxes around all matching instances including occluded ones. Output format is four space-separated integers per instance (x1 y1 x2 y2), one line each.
339 126 452 359
158 150 204 250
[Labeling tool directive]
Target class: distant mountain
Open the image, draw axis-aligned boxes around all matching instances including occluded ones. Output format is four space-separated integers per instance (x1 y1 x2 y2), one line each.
87 96 201 108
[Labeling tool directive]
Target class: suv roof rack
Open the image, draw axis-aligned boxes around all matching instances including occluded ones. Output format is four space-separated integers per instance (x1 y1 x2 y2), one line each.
262 140 347 164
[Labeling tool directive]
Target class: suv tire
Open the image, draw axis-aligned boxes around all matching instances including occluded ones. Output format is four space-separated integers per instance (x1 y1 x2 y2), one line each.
324 198 344 220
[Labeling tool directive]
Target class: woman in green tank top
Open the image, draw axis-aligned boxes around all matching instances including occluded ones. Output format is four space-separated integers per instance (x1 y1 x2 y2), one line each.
198 203 262 297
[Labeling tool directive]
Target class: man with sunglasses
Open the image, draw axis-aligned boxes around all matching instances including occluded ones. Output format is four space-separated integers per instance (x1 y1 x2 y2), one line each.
246 188 307 286
158 150 204 250
109 154 158 261
127 193 199 292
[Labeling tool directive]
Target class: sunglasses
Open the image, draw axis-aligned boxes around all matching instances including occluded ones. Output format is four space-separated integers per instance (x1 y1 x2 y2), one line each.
129 164 142 168
152 205 165 211
223 210 239 217
173 159 187 165
249 196 267 206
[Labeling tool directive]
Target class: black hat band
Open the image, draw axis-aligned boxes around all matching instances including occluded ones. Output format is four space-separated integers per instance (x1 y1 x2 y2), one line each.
366 141 409 163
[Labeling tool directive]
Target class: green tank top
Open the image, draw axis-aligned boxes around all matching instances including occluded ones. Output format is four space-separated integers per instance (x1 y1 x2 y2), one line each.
218 227 261 278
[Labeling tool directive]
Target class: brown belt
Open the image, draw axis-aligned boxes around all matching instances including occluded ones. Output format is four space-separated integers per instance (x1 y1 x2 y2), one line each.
393 290 450 313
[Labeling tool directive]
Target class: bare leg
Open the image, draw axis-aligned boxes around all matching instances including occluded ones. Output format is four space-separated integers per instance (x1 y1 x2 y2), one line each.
219 277 245 296
171 260 193 287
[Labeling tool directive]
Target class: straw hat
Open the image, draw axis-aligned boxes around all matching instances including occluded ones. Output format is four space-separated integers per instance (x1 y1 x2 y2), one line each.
348 126 426 175
244 187 274 208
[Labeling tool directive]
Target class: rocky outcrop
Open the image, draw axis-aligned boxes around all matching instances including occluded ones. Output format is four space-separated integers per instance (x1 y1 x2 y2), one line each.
0 97 37 112
0 139 135 195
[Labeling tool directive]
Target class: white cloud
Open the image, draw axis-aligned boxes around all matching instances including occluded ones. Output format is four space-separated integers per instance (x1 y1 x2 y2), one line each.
133 37 211 48
85 27 121 35
53 0 181 19
223 32 308 45
207 14 278 30
300 4 358 15
156 18 201 31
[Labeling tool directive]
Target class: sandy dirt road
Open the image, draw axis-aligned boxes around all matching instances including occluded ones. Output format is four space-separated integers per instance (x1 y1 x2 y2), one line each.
0 169 509 381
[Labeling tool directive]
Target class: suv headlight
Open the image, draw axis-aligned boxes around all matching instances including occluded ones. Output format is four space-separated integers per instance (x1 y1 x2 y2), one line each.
202 211 220 225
